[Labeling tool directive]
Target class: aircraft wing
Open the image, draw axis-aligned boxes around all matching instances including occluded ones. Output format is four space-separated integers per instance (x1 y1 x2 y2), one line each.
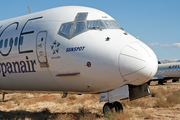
151 76 164 80
150 76 180 81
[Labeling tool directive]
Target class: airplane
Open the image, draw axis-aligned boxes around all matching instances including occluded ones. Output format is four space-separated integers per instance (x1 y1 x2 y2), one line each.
0 6 158 115
147 62 180 85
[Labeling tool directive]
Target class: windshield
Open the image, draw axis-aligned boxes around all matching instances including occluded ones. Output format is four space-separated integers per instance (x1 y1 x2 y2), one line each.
87 20 105 30
58 12 123 39
103 20 121 29
87 20 121 30
73 22 86 35
59 23 74 36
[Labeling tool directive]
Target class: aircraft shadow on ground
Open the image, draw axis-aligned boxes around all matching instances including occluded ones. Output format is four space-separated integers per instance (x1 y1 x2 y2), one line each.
0 108 102 120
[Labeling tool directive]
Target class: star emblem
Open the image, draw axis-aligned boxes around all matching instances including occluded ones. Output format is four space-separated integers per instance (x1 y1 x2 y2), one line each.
51 40 60 54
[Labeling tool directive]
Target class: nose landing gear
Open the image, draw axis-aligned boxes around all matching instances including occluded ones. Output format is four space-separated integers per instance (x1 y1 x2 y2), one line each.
103 101 123 115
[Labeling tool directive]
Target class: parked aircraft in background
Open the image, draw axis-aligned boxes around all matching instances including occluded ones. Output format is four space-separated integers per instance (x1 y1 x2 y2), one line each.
147 62 180 85
0 6 157 115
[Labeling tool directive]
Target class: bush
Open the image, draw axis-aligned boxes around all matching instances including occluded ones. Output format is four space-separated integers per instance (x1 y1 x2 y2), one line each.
167 90 180 104
151 87 169 98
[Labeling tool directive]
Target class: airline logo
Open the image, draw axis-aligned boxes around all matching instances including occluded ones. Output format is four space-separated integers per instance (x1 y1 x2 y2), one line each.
0 56 36 77
168 65 180 68
0 17 43 56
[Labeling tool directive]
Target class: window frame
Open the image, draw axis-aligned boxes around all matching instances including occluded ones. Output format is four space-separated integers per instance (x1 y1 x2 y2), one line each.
58 22 74 37
73 22 86 35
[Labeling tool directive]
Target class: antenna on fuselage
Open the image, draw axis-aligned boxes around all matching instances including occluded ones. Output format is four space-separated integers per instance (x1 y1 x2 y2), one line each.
28 6 31 14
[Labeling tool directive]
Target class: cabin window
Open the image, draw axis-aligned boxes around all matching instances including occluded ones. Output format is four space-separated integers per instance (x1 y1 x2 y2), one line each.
166 68 169 71
0 40 3 48
159 69 161 72
20 36 23 45
163 69 165 72
170 68 173 71
178 67 180 70
73 22 86 35
4 39 8 48
87 20 105 30
103 20 121 29
75 13 88 21
9 38 13 47
14 37 18 46
59 23 74 36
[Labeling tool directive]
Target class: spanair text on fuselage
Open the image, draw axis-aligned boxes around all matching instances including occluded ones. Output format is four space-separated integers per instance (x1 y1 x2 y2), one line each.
0 6 157 94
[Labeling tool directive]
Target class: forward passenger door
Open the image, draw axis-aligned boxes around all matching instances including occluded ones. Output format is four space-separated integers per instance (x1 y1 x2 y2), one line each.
36 31 49 67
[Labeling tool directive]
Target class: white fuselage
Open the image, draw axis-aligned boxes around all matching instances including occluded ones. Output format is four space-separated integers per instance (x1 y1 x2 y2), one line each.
0 6 157 94
155 63 180 79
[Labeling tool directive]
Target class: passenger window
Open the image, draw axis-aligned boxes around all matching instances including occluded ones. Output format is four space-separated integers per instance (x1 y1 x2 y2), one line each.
178 67 180 70
159 69 161 72
4 39 8 47
20 36 23 45
75 13 88 21
73 22 85 35
163 69 165 72
9 38 13 47
87 20 105 30
170 68 172 71
14 37 18 46
0 40 3 48
166 68 169 71
59 23 73 36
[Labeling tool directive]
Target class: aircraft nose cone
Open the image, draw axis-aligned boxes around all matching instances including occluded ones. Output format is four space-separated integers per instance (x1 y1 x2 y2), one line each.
118 42 158 85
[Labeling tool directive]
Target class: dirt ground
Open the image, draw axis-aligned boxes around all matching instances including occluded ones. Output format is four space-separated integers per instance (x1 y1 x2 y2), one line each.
0 81 180 120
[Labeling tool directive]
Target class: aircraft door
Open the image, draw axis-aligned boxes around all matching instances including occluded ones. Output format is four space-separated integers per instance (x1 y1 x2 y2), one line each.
36 31 49 67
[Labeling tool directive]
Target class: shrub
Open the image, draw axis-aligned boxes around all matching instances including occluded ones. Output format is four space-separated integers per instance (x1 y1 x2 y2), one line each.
167 90 180 104
153 97 174 108
151 87 169 98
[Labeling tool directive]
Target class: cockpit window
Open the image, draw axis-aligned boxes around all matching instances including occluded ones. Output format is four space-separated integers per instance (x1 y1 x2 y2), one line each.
73 22 86 35
59 23 74 36
58 12 123 39
87 20 105 30
75 13 88 21
103 20 121 29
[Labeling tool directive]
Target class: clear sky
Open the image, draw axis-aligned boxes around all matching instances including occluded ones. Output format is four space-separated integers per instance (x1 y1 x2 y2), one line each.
0 0 180 61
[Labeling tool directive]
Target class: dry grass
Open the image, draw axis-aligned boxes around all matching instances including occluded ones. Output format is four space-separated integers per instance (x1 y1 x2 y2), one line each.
5 101 13 109
167 90 180 104
150 86 180 108
151 87 170 97
1 81 180 119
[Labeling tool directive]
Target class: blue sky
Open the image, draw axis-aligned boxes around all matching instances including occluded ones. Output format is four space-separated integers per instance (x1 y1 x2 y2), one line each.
0 0 180 61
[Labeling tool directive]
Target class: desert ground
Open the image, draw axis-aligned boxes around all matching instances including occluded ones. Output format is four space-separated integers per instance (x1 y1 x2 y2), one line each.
0 80 180 120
